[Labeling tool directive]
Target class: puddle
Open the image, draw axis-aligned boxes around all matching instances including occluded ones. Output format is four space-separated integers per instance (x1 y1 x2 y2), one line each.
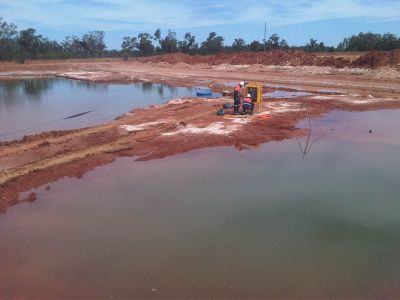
267 90 312 98
270 84 309 91
0 79 195 141
271 84 345 95
319 89 346 94
1 109 400 298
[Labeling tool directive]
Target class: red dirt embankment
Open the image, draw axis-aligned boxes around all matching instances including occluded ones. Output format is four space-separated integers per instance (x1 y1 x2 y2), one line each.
140 49 400 69
2 90 400 213
0 53 399 213
350 49 400 69
0 97 310 213
140 50 322 66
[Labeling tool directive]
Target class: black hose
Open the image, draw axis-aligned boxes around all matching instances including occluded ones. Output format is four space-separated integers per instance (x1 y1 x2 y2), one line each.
63 110 93 119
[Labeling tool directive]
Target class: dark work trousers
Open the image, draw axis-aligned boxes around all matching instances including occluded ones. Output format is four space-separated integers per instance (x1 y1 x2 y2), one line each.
233 92 241 114
242 102 254 114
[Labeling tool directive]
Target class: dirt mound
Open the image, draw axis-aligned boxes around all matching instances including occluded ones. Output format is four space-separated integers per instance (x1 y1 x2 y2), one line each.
139 50 400 69
208 50 317 66
174 62 190 68
139 50 356 68
140 52 201 65
351 50 400 69
140 50 319 67
314 56 351 68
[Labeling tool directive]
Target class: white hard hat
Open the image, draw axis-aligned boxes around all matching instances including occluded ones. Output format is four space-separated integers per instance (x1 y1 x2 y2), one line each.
246 93 251 97
240 81 245 86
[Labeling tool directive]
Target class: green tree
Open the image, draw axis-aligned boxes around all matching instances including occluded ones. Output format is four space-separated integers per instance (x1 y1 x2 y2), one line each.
0 17 17 39
137 33 154 56
62 36 85 57
153 28 162 53
307 38 318 50
250 40 263 52
337 38 349 51
82 31 106 57
232 38 246 51
349 32 378 51
154 28 161 41
178 32 198 54
39 38 63 58
378 33 400 51
336 32 400 51
279 38 289 50
200 32 224 54
266 34 280 50
259 34 289 50
301 38 333 52
160 29 178 53
0 17 18 59
121 36 138 58
17 28 44 59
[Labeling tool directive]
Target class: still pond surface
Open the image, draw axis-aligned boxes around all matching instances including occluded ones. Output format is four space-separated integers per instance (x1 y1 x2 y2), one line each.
0 78 195 141
0 79 400 298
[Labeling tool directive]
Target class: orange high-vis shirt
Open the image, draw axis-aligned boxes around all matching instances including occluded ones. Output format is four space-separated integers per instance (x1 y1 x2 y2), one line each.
243 97 252 103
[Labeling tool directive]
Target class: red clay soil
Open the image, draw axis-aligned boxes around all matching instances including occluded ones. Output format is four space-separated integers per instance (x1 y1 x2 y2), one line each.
0 97 307 213
205 50 317 66
314 56 351 68
2 91 400 213
140 49 400 69
0 49 397 71
141 50 325 66
351 49 400 70
140 52 202 64
0 54 400 213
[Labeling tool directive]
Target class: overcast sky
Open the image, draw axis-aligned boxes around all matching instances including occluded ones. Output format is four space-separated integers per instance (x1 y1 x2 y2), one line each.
1 0 399 49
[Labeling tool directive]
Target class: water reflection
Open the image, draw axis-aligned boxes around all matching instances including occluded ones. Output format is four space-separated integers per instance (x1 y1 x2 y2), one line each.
296 118 326 158
0 78 195 141
267 90 312 99
141 82 153 91
157 84 165 97
133 82 187 99
1 107 400 298
23 79 53 97
0 78 53 104
75 80 108 92
295 98 326 158
234 141 261 152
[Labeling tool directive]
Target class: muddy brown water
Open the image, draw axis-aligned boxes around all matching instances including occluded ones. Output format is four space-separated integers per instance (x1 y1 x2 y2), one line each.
0 78 196 141
1 109 400 298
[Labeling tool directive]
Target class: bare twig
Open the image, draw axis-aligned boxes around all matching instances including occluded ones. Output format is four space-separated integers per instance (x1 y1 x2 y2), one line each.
295 96 326 158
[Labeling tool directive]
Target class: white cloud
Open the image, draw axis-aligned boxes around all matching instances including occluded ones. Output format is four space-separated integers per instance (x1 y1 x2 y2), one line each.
0 0 399 32
236 0 400 26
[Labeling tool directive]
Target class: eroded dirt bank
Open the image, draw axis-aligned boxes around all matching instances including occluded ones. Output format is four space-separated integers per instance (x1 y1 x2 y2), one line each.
1 93 400 213
1 56 400 212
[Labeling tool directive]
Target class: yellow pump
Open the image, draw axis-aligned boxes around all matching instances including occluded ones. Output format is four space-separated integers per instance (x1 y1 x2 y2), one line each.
243 82 263 112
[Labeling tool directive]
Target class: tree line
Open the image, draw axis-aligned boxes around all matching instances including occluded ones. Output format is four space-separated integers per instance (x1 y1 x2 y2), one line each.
0 17 107 61
1 17 400 61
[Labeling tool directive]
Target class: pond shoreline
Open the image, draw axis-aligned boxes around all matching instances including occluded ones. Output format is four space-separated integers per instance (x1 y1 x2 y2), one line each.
1 60 400 212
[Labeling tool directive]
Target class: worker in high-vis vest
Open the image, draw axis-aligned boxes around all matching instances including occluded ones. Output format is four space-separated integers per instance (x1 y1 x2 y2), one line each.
233 81 245 115
242 93 254 114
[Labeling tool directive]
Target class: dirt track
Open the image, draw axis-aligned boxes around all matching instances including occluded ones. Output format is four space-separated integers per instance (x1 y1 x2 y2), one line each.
1 54 400 212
